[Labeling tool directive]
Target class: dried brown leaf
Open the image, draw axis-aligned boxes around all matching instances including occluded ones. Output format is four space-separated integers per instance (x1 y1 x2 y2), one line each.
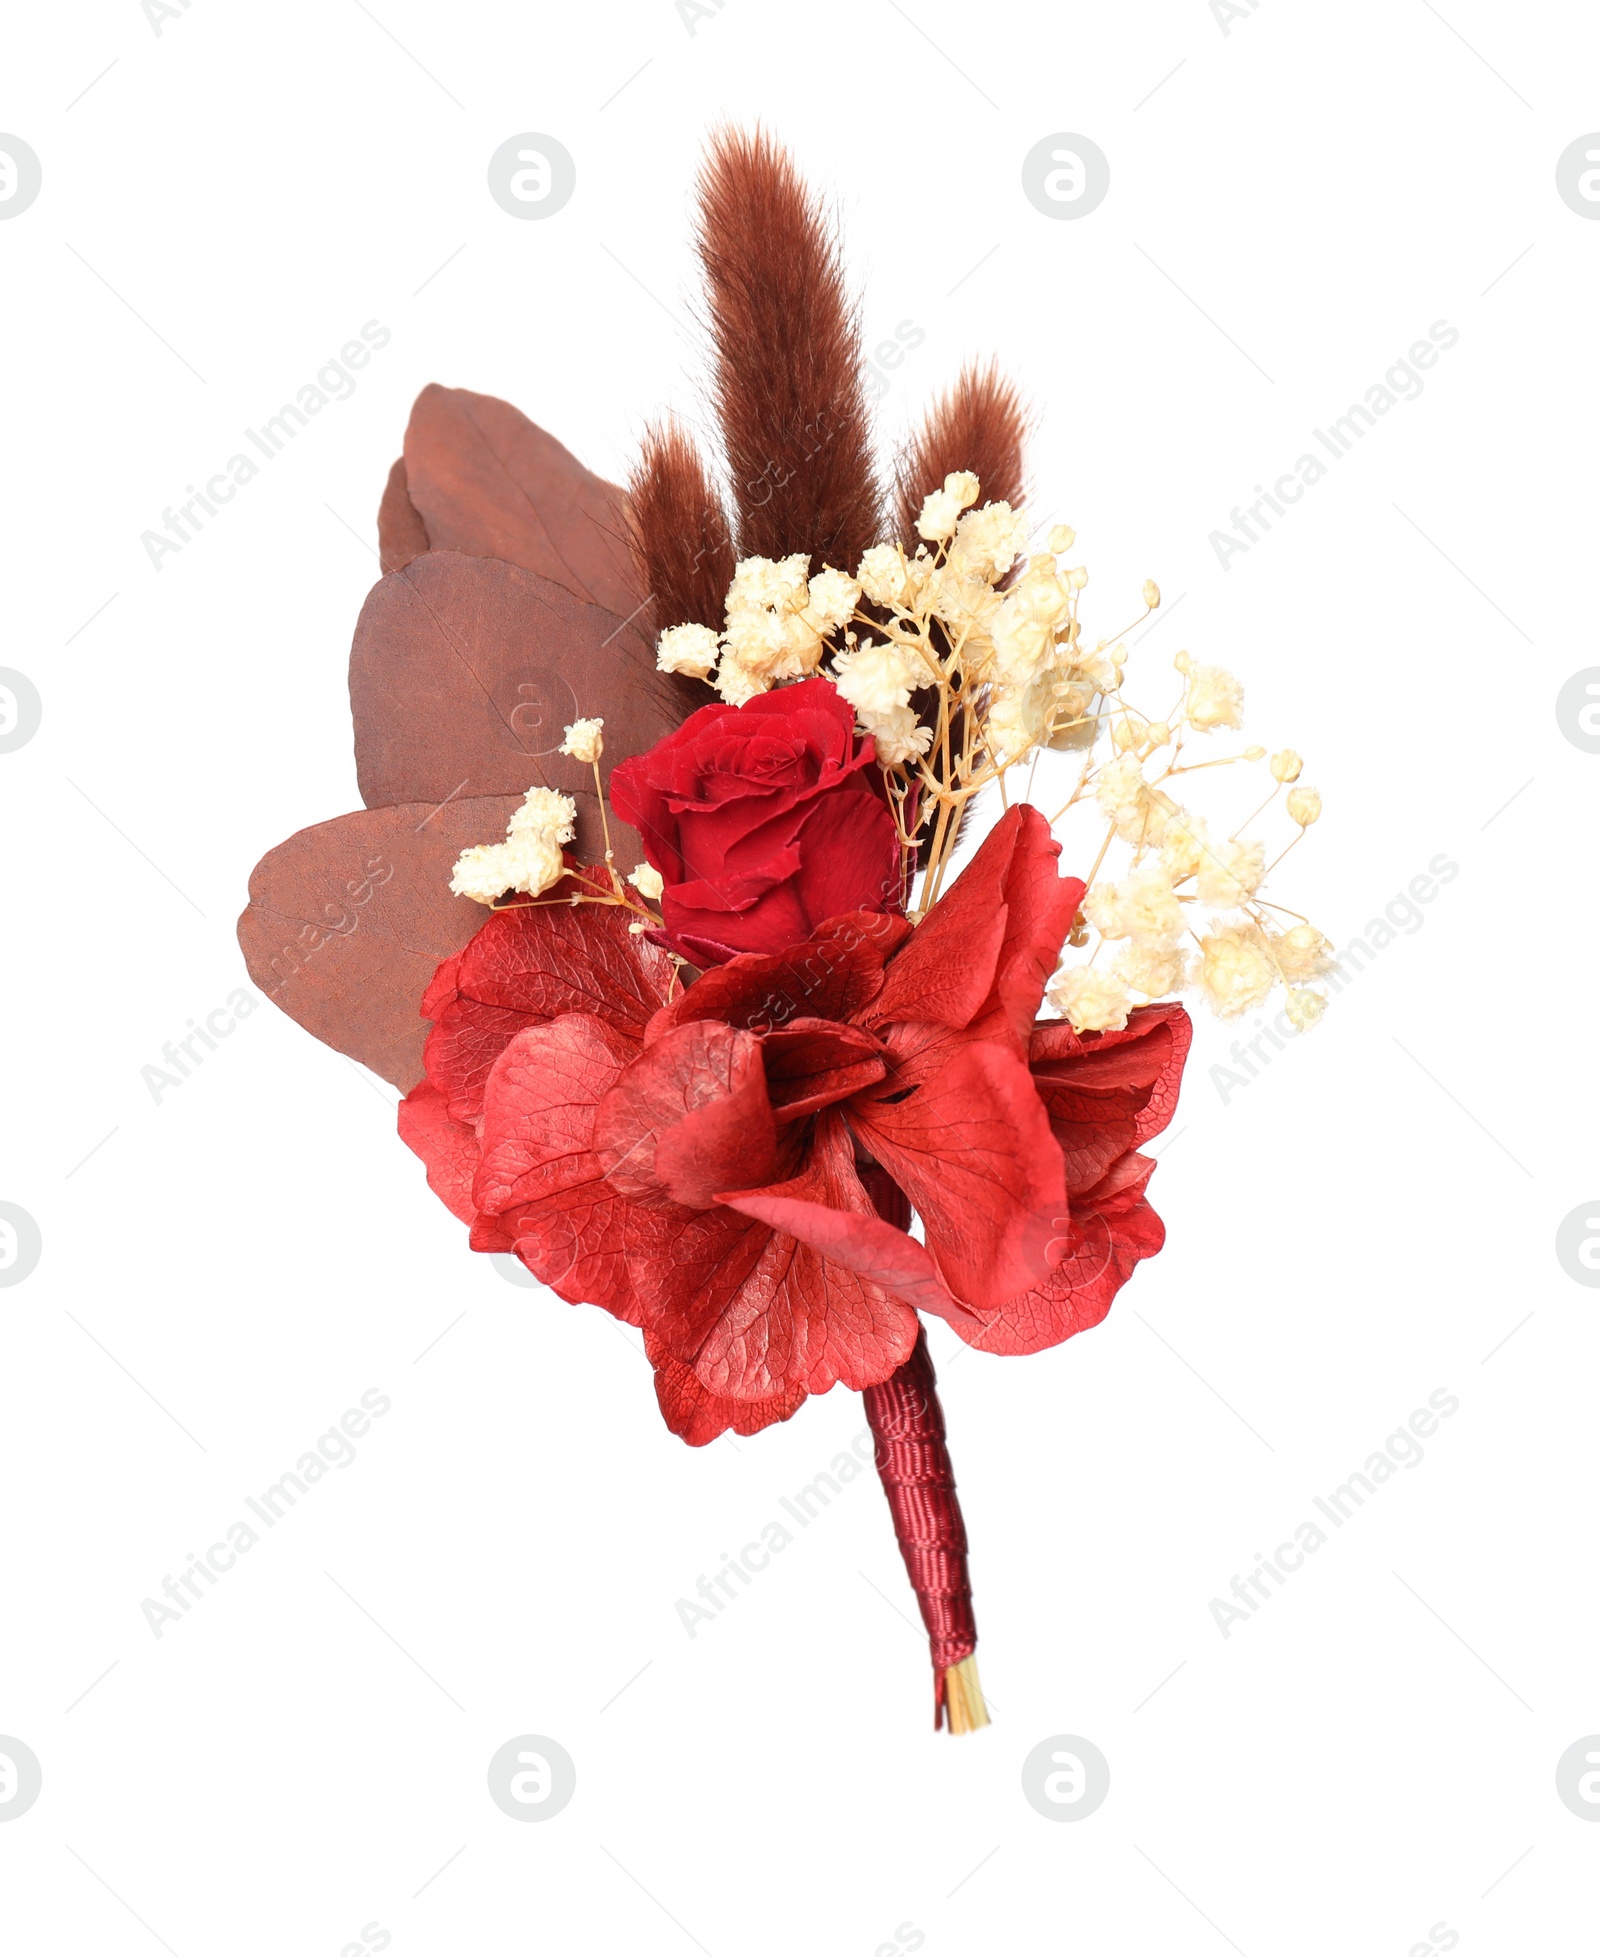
348 551 684 812
377 457 429 574
237 792 634 1091
403 384 645 623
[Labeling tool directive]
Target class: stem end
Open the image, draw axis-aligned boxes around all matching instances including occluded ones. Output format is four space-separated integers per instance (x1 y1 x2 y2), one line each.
940 1654 990 1735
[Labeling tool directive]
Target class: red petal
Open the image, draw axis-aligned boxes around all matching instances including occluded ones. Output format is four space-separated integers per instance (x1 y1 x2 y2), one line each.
865 804 1081 1053
848 1038 1067 1310
1127 1003 1193 1148
865 835 1010 1031
468 1214 517 1254
1029 1002 1192 1191
761 1018 887 1120
717 1180 977 1331
397 1080 481 1225
426 998 540 1125
596 1021 782 1209
954 1154 1166 1357
495 1197 650 1327
421 950 464 1023
640 1113 918 1400
401 384 648 626
982 813 1085 1051
646 910 910 1044
653 789 901 966
473 1016 656 1324
424 895 674 1123
446 888 677 1023
645 1329 808 1446
474 1013 637 1214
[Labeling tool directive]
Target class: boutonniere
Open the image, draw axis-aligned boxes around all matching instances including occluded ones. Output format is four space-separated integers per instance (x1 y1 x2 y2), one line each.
243 129 1328 1733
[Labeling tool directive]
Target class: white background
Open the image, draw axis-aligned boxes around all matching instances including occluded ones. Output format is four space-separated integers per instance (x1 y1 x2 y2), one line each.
3 1 1597 1952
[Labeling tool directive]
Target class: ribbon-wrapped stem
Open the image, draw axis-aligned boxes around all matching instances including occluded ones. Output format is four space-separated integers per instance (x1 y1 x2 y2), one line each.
859 1167 989 1734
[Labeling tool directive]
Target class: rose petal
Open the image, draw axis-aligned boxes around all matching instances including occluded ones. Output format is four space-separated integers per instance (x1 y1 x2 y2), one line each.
611 676 867 877
610 677 900 966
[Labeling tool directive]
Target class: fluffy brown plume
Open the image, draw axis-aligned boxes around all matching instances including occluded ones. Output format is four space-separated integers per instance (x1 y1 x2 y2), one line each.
696 127 881 570
628 419 735 635
895 361 1029 545
895 363 1028 858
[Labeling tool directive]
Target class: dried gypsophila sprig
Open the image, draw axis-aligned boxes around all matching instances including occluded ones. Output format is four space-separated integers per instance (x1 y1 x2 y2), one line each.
447 717 665 937
1050 725 1333 1037
651 469 1335 1036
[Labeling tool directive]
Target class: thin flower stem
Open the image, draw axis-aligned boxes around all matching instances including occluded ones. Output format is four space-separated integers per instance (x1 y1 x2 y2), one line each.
491 886 659 924
1229 782 1281 841
1261 830 1304 877
591 755 626 899
1082 817 1118 890
1163 755 1250 778
1047 752 1097 827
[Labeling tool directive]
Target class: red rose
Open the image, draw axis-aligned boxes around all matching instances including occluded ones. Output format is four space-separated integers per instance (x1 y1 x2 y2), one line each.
608 676 902 965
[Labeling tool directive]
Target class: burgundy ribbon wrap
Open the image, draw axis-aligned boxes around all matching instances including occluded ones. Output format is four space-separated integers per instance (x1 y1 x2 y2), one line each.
858 1167 978 1728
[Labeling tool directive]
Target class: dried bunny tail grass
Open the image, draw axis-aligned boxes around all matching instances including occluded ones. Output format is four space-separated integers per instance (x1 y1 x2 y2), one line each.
895 362 1029 855
628 417 735 636
895 361 1030 547
696 125 882 571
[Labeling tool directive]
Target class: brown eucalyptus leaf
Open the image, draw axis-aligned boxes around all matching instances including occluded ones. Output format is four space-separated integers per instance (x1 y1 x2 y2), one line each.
349 551 686 812
378 457 430 573
237 791 639 1091
402 384 646 624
